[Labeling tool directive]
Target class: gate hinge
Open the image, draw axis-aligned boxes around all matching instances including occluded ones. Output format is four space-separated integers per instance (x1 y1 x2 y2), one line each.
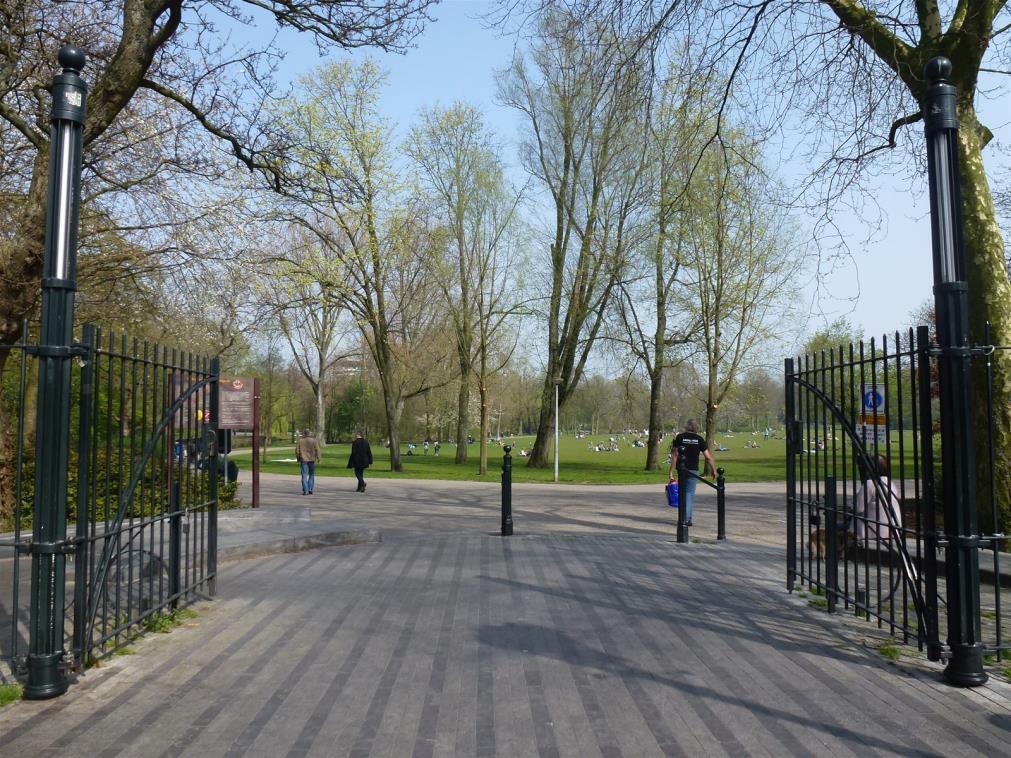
934 534 985 549
16 540 76 555
23 344 89 358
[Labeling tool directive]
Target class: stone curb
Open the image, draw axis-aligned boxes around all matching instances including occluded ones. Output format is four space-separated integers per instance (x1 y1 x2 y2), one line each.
218 529 381 563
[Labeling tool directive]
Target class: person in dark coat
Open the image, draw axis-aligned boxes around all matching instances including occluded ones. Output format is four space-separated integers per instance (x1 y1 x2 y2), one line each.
347 431 373 492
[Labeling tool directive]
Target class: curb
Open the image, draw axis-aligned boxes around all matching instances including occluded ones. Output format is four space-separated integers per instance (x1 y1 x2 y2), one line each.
218 529 381 563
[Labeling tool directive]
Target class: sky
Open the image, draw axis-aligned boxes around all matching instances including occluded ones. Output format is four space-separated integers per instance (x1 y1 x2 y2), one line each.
244 0 1010 348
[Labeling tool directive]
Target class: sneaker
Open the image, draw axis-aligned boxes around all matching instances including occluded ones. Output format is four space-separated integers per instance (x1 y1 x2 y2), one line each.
686 520 693 527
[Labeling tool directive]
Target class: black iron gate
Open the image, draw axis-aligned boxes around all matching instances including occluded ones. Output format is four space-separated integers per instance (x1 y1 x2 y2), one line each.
785 326 1009 669
1 321 218 676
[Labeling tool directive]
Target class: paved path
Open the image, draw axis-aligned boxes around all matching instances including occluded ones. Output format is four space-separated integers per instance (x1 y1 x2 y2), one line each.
1 476 1009 756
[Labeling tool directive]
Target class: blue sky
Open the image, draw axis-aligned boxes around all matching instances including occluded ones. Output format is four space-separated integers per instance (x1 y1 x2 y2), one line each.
247 0 1009 345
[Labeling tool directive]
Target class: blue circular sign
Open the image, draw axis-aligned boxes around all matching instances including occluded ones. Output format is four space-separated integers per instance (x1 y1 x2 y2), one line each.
863 390 883 410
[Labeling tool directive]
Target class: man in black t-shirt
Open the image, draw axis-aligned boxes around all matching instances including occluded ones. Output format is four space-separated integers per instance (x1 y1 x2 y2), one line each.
667 419 717 526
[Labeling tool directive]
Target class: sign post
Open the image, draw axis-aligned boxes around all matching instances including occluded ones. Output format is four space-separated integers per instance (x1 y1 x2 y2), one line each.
219 377 259 508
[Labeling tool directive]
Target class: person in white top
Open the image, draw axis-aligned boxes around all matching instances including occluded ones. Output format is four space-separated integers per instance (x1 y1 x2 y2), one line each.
854 454 903 542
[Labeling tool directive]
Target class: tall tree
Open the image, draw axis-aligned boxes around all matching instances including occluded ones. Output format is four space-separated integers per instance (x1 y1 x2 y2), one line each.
275 60 451 471
684 135 796 442
0 0 435 365
503 0 1011 523
261 233 354 441
497 9 648 468
405 103 521 469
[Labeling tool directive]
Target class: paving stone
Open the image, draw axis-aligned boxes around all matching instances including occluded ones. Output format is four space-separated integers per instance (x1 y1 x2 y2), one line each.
2 478 1010 756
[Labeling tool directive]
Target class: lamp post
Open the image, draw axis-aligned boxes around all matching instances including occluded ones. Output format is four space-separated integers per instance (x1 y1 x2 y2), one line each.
922 57 986 686
25 46 87 700
553 375 561 483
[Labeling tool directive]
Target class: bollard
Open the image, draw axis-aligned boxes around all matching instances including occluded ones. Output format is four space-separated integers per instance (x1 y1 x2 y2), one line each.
825 477 838 614
501 445 513 536
25 46 88 700
676 458 688 543
716 468 726 541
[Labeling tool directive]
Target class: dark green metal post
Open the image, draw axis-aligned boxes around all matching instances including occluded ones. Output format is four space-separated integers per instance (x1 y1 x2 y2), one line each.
208 358 220 595
825 477 838 614
71 324 95 665
785 360 797 591
676 458 688 543
25 46 87 700
716 468 726 541
923 57 986 686
169 480 182 609
501 445 513 535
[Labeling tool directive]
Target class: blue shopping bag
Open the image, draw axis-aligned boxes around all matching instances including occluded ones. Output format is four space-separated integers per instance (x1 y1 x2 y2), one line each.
665 481 679 508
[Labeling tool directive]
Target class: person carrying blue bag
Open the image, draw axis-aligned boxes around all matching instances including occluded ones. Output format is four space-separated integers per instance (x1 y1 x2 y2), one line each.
667 419 717 527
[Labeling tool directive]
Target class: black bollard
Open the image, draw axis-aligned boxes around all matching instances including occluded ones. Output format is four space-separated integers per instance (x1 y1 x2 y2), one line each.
676 458 688 543
716 468 726 541
501 445 513 536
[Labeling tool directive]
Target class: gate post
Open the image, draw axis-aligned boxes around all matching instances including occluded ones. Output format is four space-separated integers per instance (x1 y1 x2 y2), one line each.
25 46 88 700
208 358 220 596
923 57 986 686
72 324 95 665
785 359 797 590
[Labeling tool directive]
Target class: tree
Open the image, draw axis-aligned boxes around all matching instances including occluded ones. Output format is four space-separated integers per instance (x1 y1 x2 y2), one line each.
685 136 796 442
803 317 864 356
261 232 355 441
503 0 1011 524
497 9 648 468
0 0 435 364
274 60 452 471
405 103 521 471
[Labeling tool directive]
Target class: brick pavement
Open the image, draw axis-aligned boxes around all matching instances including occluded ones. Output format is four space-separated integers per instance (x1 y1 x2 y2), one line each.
1 476 1009 756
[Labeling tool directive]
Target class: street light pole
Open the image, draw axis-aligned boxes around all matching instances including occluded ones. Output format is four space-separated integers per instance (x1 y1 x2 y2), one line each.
553 377 560 483
25 46 87 700
922 57 987 687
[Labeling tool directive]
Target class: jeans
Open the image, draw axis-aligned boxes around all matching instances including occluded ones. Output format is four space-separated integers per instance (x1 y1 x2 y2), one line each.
682 474 698 522
354 467 366 490
300 461 315 493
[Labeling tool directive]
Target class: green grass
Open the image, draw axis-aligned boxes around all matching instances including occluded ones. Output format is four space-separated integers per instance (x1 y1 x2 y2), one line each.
144 606 199 634
878 641 901 662
234 433 790 485
0 682 23 707
808 597 829 609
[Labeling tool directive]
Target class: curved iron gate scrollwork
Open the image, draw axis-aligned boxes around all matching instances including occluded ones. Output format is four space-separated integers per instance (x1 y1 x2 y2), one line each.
785 327 940 654
786 326 1011 674
73 328 219 665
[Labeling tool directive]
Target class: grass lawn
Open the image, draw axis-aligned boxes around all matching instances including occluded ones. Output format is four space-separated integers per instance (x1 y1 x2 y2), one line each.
229 432 789 485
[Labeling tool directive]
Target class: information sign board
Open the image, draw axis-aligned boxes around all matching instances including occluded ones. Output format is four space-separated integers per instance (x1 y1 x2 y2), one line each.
219 376 255 430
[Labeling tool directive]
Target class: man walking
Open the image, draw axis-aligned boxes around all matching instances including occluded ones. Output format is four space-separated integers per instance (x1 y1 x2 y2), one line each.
668 419 716 527
296 428 321 495
347 430 373 492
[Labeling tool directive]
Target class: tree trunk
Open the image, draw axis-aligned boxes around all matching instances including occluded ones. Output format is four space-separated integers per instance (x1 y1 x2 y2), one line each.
315 383 326 445
527 379 555 468
958 104 1011 532
384 392 404 472
645 364 664 471
455 365 470 464
478 379 489 475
